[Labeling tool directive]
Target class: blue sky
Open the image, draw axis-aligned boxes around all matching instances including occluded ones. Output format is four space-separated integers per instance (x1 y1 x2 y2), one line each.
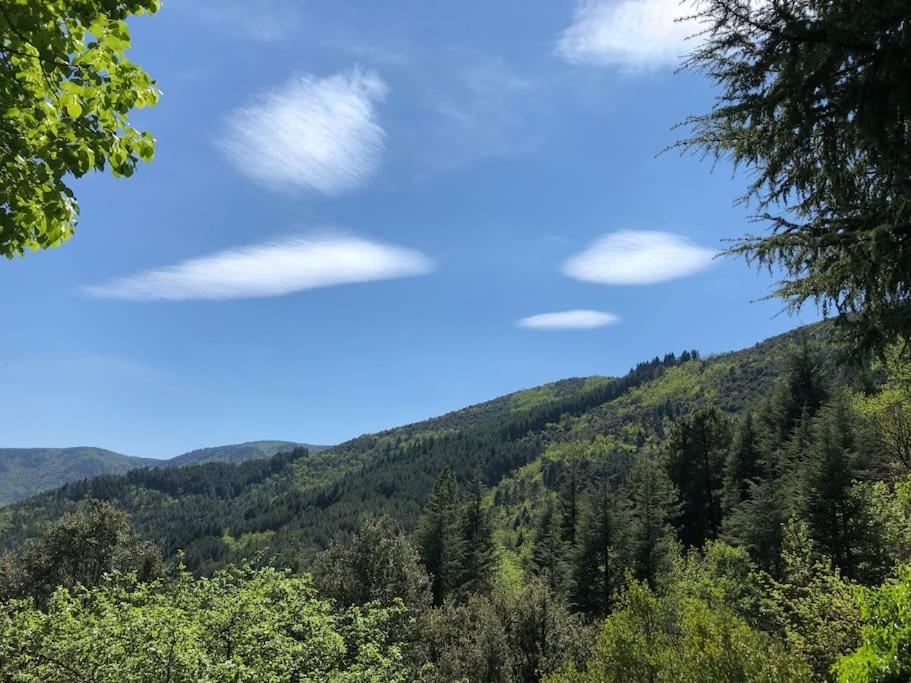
0 0 818 458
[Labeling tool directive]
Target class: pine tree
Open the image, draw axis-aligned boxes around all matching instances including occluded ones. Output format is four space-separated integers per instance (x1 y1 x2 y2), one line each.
724 411 761 508
559 453 583 549
800 398 866 578
571 479 619 616
415 468 465 604
624 455 679 589
462 470 495 594
666 406 730 547
532 498 569 594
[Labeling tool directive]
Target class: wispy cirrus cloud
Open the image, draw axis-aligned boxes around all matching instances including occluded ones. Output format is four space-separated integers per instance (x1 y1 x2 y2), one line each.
556 0 694 71
183 0 304 42
563 230 715 285
219 68 388 194
518 310 619 330
83 235 433 302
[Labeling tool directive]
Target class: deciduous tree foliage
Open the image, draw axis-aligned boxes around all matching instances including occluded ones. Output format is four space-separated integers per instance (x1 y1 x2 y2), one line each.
0 0 159 257
682 0 911 355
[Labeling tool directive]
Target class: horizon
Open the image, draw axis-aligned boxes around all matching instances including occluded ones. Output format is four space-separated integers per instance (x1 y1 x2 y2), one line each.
2 321 818 459
0 0 820 458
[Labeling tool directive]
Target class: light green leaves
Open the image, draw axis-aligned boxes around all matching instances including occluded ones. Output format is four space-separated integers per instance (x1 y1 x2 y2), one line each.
0 0 161 258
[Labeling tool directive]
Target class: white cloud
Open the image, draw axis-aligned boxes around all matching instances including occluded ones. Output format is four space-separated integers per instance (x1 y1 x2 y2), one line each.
556 0 694 70
219 68 388 194
563 230 715 284
518 310 619 330
84 235 433 301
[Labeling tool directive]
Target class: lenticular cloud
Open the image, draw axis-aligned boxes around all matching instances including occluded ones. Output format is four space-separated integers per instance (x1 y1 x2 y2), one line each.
83 235 434 301
563 230 715 285
518 310 619 330
218 68 388 194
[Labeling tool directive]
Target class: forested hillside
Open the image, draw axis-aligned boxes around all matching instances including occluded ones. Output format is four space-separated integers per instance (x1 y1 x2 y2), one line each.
0 322 839 571
0 440 322 506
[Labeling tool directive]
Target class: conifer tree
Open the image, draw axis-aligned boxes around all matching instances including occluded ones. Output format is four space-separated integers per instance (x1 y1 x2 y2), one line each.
800 398 866 578
415 468 465 604
572 479 620 616
667 406 730 547
559 452 583 549
624 455 679 589
462 470 495 594
532 498 570 594
724 411 761 508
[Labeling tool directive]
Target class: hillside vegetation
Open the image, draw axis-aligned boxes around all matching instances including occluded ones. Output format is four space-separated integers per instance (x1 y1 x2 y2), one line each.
0 440 326 506
0 323 834 571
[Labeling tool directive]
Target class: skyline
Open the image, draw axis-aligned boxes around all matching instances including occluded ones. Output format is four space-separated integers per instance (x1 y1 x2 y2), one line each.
0 0 819 457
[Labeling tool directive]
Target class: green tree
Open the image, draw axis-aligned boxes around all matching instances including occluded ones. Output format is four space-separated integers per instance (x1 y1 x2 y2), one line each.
496 577 590 683
800 398 867 578
571 480 620 616
682 0 911 356
462 471 496 595
0 0 160 257
666 406 730 547
0 564 413 682
763 521 863 682
532 498 571 595
559 451 583 549
2 500 161 603
624 455 679 589
548 579 808 683
420 593 514 683
415 468 465 605
724 411 761 508
836 564 911 683
311 515 431 612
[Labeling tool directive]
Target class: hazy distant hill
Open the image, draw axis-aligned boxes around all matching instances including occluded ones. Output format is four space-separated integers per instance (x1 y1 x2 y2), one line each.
164 441 329 468
0 441 328 506
0 447 158 507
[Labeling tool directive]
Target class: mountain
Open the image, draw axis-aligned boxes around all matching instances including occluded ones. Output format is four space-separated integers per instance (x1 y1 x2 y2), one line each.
163 441 329 468
0 441 329 506
0 322 849 573
0 448 158 508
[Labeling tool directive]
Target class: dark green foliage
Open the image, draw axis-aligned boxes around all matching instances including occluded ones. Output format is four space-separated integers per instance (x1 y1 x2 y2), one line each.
571 480 621 616
0 500 161 603
498 578 591 683
532 498 570 594
415 468 466 605
0 447 158 506
311 514 431 612
559 452 582 548
799 398 868 579
723 411 761 508
624 455 679 589
0 441 315 506
682 0 911 356
462 471 496 594
420 594 515 682
666 406 730 547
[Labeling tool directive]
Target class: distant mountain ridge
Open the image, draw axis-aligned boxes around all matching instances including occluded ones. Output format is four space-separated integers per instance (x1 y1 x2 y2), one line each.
0 441 329 506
